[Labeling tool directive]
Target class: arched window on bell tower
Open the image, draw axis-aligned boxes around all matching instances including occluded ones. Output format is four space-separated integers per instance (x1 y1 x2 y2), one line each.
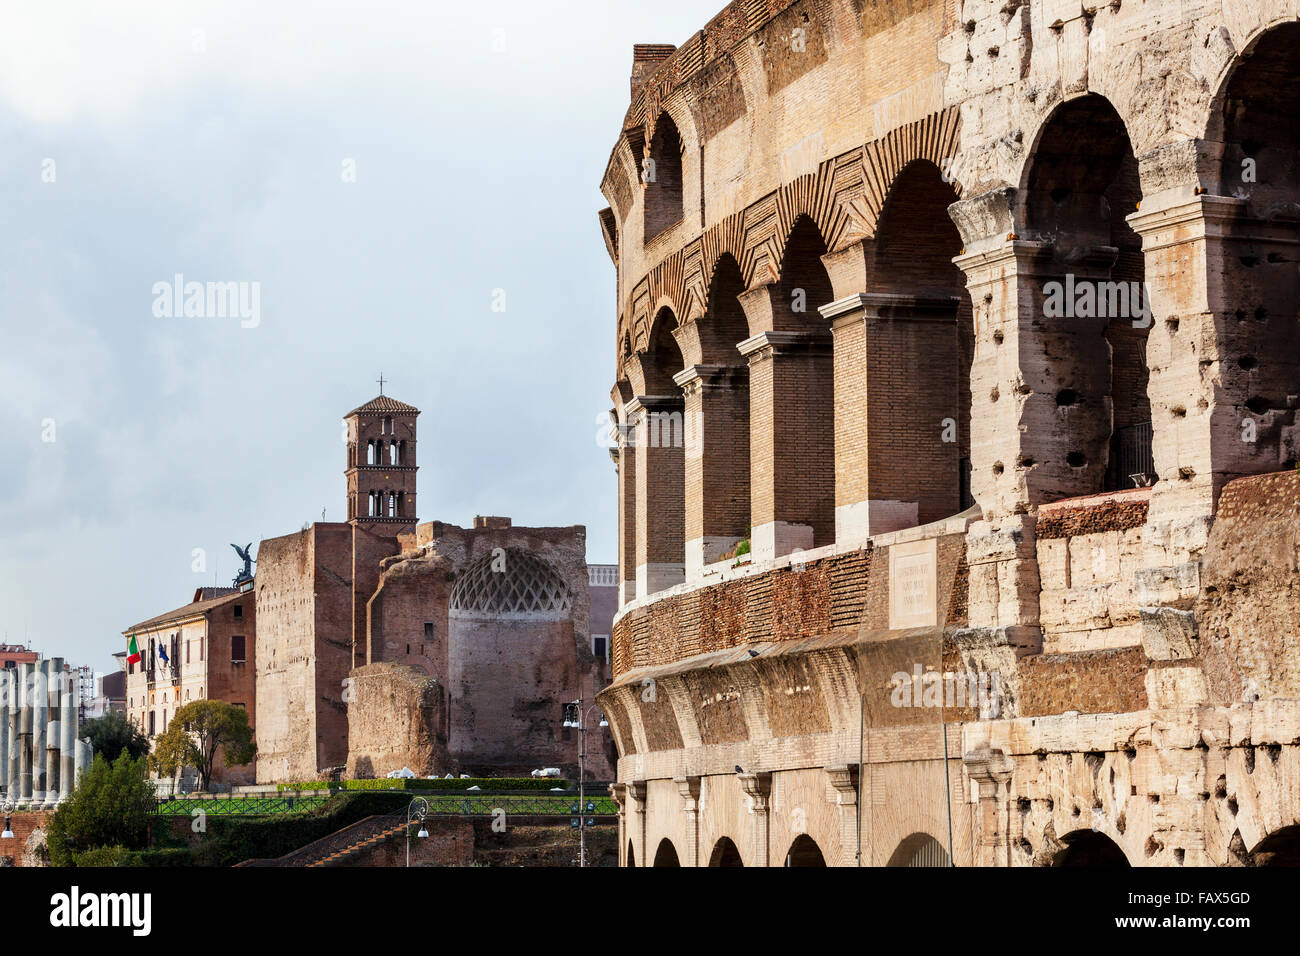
345 392 421 534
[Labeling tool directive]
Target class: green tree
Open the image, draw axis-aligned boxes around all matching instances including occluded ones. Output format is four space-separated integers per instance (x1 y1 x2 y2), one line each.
47 752 155 866
82 708 150 762
150 700 256 792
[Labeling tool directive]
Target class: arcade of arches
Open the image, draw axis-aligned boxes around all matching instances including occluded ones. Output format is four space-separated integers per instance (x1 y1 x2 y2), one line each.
601 2 1300 867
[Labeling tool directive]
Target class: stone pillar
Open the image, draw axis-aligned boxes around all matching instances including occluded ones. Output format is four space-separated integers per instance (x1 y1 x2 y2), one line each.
17 662 32 807
675 775 701 866
609 782 628 867
962 746 1014 868
675 366 749 578
44 659 62 808
1125 191 1267 607
631 396 686 598
826 765 859 867
0 670 9 797
613 385 638 607
74 736 90 787
737 328 834 561
31 662 47 805
738 771 772 867
628 780 647 868
824 293 962 546
60 683 76 802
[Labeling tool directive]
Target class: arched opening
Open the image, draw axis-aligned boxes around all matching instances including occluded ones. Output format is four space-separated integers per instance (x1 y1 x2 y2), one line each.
708 837 743 867
366 440 377 465
887 832 951 867
686 254 751 570
1209 24 1300 472
749 215 835 555
633 309 687 595
784 834 827 867
653 838 681 867
1052 830 1130 867
1250 825 1300 866
867 160 973 522
644 113 684 242
627 840 636 868
1023 93 1151 498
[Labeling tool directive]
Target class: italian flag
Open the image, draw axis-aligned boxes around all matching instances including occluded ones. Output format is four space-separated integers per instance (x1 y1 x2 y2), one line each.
126 633 142 666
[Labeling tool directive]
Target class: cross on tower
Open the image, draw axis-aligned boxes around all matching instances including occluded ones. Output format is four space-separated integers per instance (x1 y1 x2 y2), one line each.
377 374 386 395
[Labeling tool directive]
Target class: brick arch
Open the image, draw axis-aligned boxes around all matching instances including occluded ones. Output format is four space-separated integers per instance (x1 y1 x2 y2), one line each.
860 109 963 237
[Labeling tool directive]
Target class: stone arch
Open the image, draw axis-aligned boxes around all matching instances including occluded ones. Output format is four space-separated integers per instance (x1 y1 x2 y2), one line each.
627 840 636 868
742 213 835 553
1017 92 1153 500
653 837 682 867
1250 825 1300 866
1201 21 1300 471
631 307 687 595
867 158 975 520
887 832 950 867
708 836 744 867
783 834 827 867
645 113 686 242
1051 829 1130 867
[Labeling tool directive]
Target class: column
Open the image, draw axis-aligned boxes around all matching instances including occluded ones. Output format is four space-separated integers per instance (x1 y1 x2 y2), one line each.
45 659 62 808
738 771 772 867
675 365 749 578
613 389 638 607
631 397 686 597
1127 191 1259 601
628 780 648 868
824 293 961 545
737 327 834 561
826 765 860 867
74 736 90 788
675 775 701 866
609 782 628 866
17 662 32 807
0 670 9 796
31 662 46 805
962 746 1014 868
60 679 76 801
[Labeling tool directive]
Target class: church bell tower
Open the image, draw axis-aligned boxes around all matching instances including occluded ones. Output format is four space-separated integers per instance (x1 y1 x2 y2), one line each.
345 386 419 534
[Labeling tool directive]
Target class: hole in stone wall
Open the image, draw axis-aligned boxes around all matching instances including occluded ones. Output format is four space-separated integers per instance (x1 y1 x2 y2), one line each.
1239 355 1258 370
1017 456 1035 468
1178 466 1196 480
1246 396 1270 414
993 461 1005 476
1056 389 1080 406
1067 452 1087 468
993 330 1004 344
1171 405 1186 418
1166 317 1179 332
990 387 1000 403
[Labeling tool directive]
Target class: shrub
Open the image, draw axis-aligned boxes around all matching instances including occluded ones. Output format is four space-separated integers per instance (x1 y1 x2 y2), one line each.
47 753 156 867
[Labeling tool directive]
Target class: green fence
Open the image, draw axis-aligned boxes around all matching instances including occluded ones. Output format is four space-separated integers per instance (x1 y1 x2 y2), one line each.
152 792 615 817
152 795 330 816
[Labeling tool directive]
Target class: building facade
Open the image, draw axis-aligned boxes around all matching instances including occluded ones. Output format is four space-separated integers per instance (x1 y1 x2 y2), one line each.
123 585 257 788
598 0 1300 866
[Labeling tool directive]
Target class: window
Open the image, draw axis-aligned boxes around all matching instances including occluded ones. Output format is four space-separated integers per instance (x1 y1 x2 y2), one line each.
3 661 13 670
232 702 245 709
234 605 243 619
593 636 608 662
231 635 247 663
149 711 155 735
186 640 191 664
424 622 434 640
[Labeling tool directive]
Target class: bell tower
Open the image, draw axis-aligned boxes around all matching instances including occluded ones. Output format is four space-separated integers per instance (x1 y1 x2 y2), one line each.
345 387 419 534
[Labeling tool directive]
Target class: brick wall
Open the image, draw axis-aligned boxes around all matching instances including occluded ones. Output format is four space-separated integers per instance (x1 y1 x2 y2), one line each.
0 810 49 867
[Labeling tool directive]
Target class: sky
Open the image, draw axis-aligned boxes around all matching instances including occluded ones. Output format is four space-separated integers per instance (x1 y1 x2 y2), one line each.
0 0 720 674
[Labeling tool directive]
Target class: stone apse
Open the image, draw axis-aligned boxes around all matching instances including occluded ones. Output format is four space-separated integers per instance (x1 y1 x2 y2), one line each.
596 0 1300 867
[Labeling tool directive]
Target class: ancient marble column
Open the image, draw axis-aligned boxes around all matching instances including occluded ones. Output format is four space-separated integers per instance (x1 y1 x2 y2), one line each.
31 662 46 805
44 659 62 807
17 662 33 806
60 674 76 801
0 670 10 796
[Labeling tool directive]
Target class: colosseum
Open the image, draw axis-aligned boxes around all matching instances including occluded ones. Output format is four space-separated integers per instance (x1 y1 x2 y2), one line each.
595 0 1300 867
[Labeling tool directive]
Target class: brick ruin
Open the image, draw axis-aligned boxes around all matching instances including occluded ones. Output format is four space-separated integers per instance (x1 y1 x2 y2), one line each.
254 396 614 783
597 0 1300 866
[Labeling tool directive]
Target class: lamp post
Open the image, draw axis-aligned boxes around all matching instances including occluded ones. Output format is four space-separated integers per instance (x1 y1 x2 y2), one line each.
406 796 429 867
563 698 608 868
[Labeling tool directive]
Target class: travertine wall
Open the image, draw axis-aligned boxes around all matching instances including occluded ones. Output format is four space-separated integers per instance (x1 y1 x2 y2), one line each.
599 0 1300 865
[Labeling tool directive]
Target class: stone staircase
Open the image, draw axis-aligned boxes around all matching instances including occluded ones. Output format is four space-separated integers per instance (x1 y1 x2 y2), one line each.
241 812 409 867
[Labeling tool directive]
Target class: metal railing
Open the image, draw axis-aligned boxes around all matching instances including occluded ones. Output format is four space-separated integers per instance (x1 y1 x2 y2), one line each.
1105 421 1155 491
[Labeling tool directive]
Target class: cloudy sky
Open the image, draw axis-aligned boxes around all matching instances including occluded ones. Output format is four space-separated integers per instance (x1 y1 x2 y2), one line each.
0 0 718 673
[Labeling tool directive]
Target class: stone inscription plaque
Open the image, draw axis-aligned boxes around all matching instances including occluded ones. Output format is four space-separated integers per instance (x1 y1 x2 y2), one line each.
889 538 938 630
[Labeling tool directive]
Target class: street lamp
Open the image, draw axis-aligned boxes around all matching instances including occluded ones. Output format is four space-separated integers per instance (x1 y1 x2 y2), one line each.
563 698 608 868
406 796 429 867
